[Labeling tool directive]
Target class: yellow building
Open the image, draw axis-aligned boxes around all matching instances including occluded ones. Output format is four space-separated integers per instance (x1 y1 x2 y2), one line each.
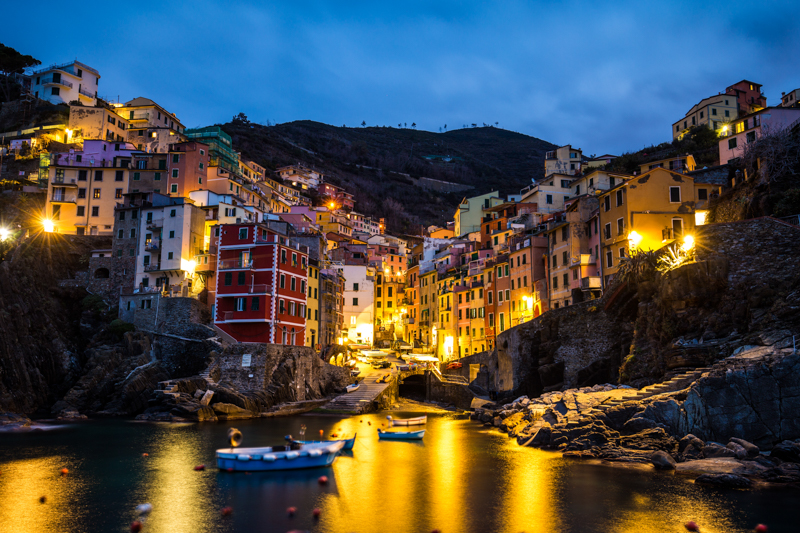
317 211 354 237
306 259 321 349
545 145 583 177
672 95 737 140
68 105 129 142
598 167 699 284
638 155 696 175
419 269 438 348
436 274 457 360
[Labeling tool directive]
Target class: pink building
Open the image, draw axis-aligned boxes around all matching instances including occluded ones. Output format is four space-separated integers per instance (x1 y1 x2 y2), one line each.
719 107 800 165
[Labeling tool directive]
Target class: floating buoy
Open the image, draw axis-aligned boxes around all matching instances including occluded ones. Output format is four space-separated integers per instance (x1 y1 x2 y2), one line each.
360 419 363 423
60 468 69 476
319 429 324 436
318 475 328 485
432 530 441 533
142 453 149 457
287 506 297 517
685 522 699 532
226 467 234 473
312 508 321 519
368 421 371 426
39 496 46 504
755 526 768 533
330 433 338 438
228 428 243 447
221 506 233 517
130 521 142 532
194 465 205 471
136 503 152 516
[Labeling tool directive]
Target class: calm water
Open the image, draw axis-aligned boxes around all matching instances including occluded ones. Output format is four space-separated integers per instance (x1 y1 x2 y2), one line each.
0 413 795 533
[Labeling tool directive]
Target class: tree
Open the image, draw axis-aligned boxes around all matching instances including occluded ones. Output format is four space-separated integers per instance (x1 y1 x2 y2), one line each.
361 120 366 127
404 123 407 128
411 122 416 129
736 124 800 185
398 123 402 128
444 124 447 131
232 112 249 124
495 122 499 127
0 43 40 102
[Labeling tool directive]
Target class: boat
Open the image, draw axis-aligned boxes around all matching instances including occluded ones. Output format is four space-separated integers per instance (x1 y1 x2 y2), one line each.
387 415 427 426
346 383 360 393
296 433 357 451
216 440 345 471
377 429 425 440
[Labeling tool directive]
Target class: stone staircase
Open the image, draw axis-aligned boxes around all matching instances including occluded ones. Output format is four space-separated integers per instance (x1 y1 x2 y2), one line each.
154 380 180 398
323 377 393 413
595 367 710 412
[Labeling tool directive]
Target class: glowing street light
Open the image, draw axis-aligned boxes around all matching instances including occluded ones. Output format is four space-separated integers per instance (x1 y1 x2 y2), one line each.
0 228 9 241
42 219 55 233
627 230 643 250
681 234 695 253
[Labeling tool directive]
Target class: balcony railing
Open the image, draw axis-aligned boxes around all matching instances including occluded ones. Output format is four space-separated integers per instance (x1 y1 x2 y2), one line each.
51 191 75 203
51 176 78 186
218 258 253 270
144 263 161 272
581 276 602 290
78 87 95 98
128 113 150 121
144 240 161 252
146 222 161 230
570 254 596 267
194 256 217 272
41 76 73 89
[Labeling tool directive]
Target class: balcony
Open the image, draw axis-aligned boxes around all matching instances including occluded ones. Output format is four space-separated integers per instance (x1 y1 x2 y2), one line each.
51 176 78 186
41 76 73 89
78 87 95 99
51 191 76 203
405 317 415 325
581 276 602 290
128 113 150 122
146 221 162 231
218 258 253 270
144 263 162 272
144 240 161 252
570 254 596 267
247 284 272 294
194 255 217 273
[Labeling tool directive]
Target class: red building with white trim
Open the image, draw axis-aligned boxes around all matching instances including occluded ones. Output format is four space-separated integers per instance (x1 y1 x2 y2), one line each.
214 223 308 344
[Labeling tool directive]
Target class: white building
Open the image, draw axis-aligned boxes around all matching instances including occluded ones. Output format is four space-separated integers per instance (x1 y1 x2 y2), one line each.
519 174 575 215
134 197 206 295
338 264 375 344
30 61 100 106
278 165 324 190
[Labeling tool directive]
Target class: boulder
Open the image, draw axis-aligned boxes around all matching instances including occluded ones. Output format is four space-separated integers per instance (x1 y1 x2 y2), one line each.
770 440 800 463
726 441 748 460
703 442 737 458
212 403 254 419
678 434 705 461
694 473 752 488
200 390 215 406
650 450 677 470
729 437 759 458
622 416 663 434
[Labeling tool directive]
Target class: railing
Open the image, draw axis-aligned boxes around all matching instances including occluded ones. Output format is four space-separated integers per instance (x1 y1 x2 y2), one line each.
144 263 161 272
247 284 272 294
146 222 161 230
570 254 596 267
128 113 150 121
218 259 253 270
144 240 161 251
780 214 800 226
78 87 95 98
41 76 73 89
51 191 74 202
581 276 602 290
52 176 77 185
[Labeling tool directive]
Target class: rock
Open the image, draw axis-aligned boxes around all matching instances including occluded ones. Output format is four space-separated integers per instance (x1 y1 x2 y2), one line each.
622 416 663 433
729 437 759 457
703 442 737 458
694 473 753 488
650 450 677 470
492 417 502 427
211 403 254 419
770 440 800 463
0 412 32 427
57 409 88 420
678 434 705 461
200 390 214 406
726 441 748 460
193 390 205 400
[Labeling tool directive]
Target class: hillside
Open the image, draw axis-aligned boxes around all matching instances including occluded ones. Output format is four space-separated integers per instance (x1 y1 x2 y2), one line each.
221 119 556 231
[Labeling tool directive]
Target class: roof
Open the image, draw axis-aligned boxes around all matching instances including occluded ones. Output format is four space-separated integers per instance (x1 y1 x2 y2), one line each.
727 80 762 89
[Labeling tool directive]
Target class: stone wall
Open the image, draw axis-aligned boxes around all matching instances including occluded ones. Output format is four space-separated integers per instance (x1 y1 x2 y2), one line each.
118 295 208 333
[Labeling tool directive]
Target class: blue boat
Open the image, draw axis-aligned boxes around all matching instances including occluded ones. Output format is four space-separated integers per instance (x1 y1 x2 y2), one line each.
216 440 345 471
296 433 357 451
377 429 425 440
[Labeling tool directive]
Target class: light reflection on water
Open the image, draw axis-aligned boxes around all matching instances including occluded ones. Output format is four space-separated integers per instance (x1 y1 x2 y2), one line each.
0 415 795 533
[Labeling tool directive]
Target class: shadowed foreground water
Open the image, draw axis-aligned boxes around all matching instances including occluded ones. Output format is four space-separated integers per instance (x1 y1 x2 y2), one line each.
0 413 795 533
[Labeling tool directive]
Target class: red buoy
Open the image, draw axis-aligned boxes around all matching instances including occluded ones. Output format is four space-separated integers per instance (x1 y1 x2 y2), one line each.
39 496 46 504
685 521 699 532
130 521 142 532
312 508 321 519
318 475 328 485
221 506 233 517
226 467 234 473
287 506 297 517
319 429 324 436
60 468 69 476
142 453 149 457
368 421 372 426
194 464 205 471
755 526 768 533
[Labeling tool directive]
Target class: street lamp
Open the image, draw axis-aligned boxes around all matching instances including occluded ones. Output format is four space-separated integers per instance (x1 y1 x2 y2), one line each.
42 219 55 233
0 227 9 241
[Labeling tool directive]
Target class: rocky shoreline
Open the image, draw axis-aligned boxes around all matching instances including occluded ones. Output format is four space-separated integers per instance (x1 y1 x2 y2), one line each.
471 348 800 488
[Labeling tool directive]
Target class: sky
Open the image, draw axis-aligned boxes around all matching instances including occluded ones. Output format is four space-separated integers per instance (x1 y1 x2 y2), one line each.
5 0 800 155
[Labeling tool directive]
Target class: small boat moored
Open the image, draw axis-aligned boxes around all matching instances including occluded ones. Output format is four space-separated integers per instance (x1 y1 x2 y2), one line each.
216 440 345 471
378 429 425 440
297 433 357 451
387 415 427 426
346 383 360 393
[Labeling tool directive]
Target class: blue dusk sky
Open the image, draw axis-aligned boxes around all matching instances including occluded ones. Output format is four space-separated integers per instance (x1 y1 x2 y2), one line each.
5 1 799 155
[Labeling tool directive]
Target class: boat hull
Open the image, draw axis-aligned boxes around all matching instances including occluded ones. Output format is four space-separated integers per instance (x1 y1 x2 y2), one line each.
390 416 427 426
297 433 357 451
216 441 345 471
378 429 425 440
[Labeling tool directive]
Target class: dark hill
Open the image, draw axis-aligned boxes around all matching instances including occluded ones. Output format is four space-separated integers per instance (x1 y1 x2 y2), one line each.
221 119 556 231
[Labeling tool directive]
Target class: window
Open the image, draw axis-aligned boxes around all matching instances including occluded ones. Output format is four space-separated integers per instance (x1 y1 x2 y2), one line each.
353 282 359 291
130 228 136 238
669 186 681 203
728 137 738 149
725 110 730 117
171 169 179 178
712 108 717 116
563 273 568 287
51 87 60 96
561 226 568 241
700 111 704 119
604 223 611 240
224 273 232 286
172 154 180 163
115 188 122 199
617 218 624 236
78 170 87 181
133 172 140 181
77 206 85 216
488 291 493 304
168 252 174 260
552 255 557 268
280 274 285 289
616 190 623 207
94 170 103 181
619 247 626 258
672 218 684 237
746 131 756 143
237 272 245 285
78 188 86 199
238 227 248 239
546 194 553 204
353 298 358 305
118 229 124 239
279 300 286 314
505 289 510 300
562 251 568 265
154 172 161 181
170 184 178 193
251 297 259 311
236 297 246 312
489 313 494 327
561 180 570 188
698 188 708 200
606 251 613 268
114 170 123 181
291 277 296 291
91 206 99 217
604 196 610 212
575 184 581 195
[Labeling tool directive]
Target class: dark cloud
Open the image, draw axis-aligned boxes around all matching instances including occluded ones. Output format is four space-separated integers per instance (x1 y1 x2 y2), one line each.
5 1 799 154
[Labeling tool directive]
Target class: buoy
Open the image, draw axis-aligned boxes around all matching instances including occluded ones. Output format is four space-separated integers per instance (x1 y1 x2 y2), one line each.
60 468 69 476
755 526 768 533
287 506 297 517
221 506 233 517
312 508 321 519
368 421 372 426
226 467 234 473
432 530 441 533
318 475 328 485
194 464 205 471
228 428 243 447
142 453 149 457
136 503 152 516
685 522 699 532
319 429 324 436
130 521 142 532
39 496 46 504
360 419 363 423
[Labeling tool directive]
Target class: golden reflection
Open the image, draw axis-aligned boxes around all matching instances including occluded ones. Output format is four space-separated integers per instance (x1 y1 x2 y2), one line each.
0 456 85 532
426 418 465 532
144 427 215 533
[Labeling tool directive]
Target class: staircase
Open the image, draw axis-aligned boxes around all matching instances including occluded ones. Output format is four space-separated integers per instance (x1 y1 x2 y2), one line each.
595 367 709 412
431 366 469 384
154 380 180 398
323 376 394 413
198 367 218 387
